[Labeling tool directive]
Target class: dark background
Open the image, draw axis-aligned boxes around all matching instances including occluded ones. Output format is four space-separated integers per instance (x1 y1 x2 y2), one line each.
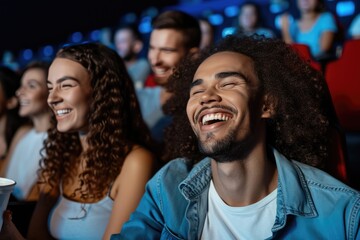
0 0 176 55
1 0 359 62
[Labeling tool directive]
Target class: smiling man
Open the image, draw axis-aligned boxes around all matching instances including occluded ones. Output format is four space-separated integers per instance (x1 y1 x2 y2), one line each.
114 35 360 239
136 10 201 142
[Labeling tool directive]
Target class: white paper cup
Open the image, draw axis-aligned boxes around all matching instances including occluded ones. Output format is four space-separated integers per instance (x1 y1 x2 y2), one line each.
0 177 16 231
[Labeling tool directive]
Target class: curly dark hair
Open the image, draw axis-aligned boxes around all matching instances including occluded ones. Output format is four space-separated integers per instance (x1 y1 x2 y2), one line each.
163 34 336 169
39 42 155 200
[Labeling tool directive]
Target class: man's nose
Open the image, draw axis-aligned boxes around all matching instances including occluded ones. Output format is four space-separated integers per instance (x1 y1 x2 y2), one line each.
149 50 161 65
199 88 222 105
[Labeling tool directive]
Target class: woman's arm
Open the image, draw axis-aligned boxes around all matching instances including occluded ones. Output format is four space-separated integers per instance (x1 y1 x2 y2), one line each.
27 186 59 240
319 31 336 54
0 210 26 240
102 147 156 240
280 13 293 44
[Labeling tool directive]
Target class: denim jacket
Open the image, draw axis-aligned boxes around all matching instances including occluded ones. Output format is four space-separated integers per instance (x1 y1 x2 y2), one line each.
113 148 360 240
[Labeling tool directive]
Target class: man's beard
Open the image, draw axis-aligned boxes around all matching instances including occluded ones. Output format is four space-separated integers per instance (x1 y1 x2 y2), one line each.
198 128 253 163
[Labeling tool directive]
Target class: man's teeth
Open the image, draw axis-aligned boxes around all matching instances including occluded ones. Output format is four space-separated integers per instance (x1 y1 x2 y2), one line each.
56 109 71 116
202 113 230 125
153 68 167 75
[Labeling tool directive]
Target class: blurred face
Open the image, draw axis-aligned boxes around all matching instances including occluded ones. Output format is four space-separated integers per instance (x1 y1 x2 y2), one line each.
17 68 49 118
148 29 188 85
239 5 258 31
114 29 136 61
47 58 92 133
187 52 267 160
297 0 317 12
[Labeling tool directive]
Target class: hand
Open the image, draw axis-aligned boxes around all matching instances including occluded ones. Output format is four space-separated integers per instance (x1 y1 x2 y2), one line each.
280 13 290 30
0 210 25 240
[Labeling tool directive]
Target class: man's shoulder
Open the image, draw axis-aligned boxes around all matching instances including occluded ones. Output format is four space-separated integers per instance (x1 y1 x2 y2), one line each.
292 160 359 196
274 148 359 199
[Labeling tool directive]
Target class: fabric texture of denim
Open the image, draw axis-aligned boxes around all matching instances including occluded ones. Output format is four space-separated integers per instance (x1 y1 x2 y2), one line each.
112 148 360 240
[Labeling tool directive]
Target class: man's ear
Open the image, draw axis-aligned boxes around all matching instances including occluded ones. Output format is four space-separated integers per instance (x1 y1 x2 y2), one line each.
261 94 277 119
133 40 143 54
6 96 18 110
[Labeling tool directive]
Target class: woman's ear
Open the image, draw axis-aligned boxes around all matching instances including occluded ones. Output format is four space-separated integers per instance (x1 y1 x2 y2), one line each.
6 96 18 110
261 94 277 119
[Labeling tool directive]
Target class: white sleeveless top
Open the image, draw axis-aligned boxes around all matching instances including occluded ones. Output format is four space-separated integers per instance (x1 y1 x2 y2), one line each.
201 180 277 240
49 192 114 240
5 128 47 200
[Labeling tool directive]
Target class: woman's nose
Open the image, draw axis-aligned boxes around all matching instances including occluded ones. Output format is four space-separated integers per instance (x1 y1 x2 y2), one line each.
47 88 61 106
15 86 24 97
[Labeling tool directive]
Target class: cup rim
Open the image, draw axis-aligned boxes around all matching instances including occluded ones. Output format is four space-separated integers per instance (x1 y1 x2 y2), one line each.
0 177 16 187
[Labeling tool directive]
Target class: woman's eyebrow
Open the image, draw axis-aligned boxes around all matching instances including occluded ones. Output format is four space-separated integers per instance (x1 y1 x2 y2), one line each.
47 76 79 85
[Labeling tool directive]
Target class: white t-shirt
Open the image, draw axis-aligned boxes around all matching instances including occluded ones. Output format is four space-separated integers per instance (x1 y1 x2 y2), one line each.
201 180 277 240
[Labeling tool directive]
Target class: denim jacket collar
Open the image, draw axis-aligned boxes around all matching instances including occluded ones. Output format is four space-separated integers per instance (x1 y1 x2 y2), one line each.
272 149 318 230
178 148 318 231
179 157 211 201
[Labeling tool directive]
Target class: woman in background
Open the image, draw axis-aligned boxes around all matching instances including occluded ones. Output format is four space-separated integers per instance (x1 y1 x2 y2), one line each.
1 61 51 201
0 66 27 162
236 1 275 38
281 0 337 59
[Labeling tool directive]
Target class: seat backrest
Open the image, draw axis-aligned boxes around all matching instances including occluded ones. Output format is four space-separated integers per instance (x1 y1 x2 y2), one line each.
325 39 360 131
291 43 322 72
326 124 348 183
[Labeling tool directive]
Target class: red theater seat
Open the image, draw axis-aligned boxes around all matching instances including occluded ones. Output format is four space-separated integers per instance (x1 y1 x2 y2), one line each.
325 39 360 189
291 43 322 72
325 39 360 132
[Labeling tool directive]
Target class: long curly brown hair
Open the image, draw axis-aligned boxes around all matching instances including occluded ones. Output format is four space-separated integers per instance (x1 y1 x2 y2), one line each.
39 43 155 200
163 35 337 169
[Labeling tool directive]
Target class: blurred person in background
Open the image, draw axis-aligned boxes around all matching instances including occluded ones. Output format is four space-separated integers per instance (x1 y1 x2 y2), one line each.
280 0 338 60
113 24 151 90
348 13 360 39
0 66 27 162
136 10 201 144
236 1 276 38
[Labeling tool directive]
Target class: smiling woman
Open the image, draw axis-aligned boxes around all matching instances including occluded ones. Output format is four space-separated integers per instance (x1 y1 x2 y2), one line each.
47 58 92 133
